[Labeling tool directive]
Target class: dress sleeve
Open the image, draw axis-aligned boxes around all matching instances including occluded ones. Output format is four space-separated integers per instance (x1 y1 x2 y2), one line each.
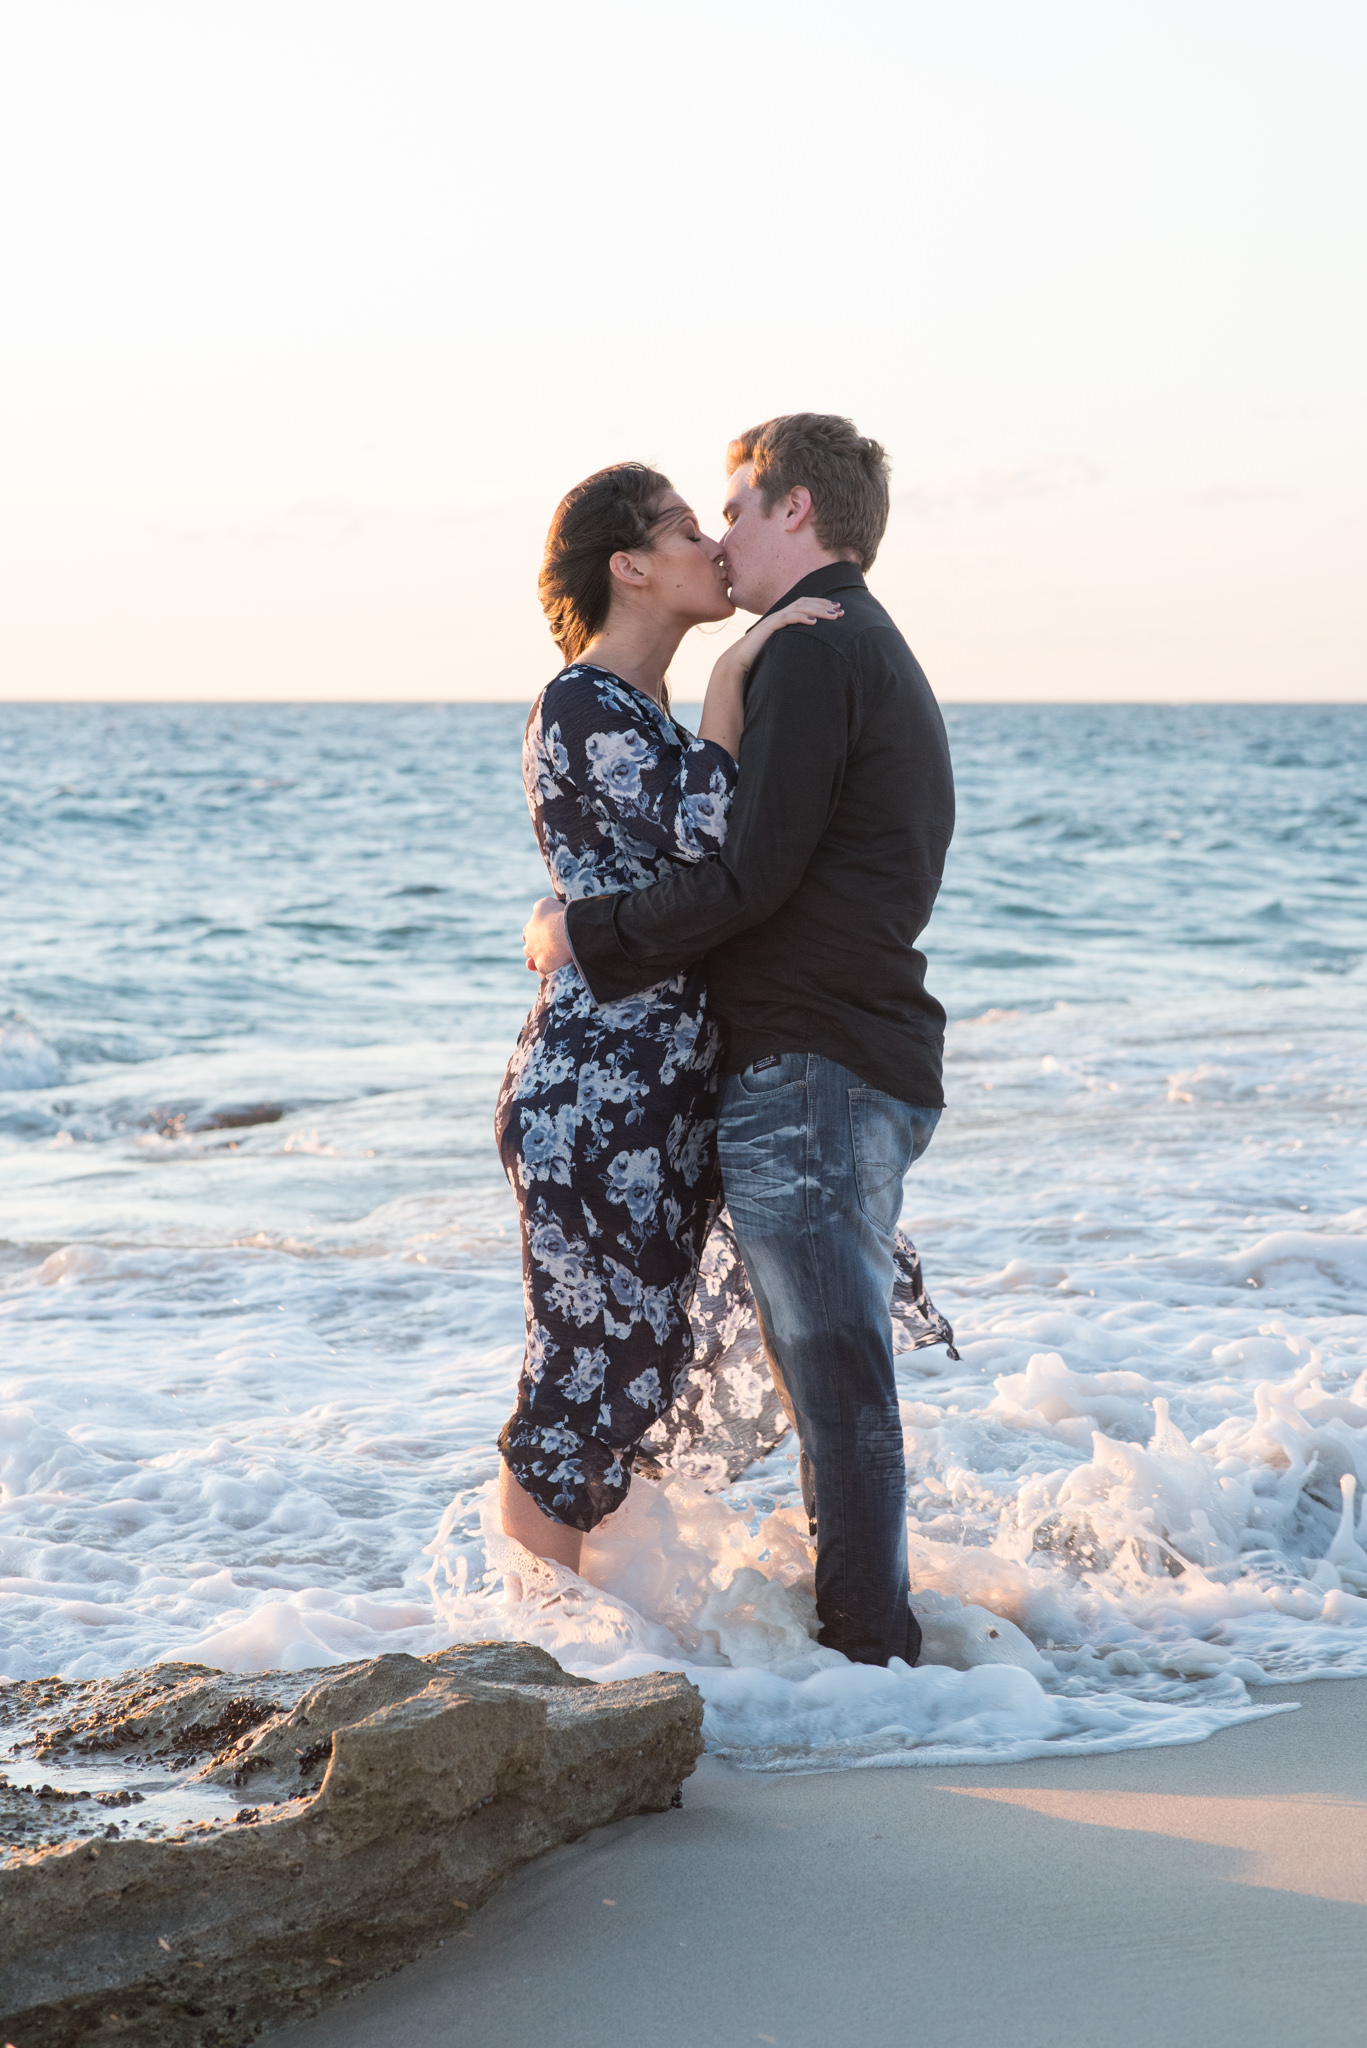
541 670 737 880
565 633 849 998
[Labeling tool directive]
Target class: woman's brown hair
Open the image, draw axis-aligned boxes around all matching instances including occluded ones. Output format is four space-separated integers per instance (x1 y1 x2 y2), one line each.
539 462 674 665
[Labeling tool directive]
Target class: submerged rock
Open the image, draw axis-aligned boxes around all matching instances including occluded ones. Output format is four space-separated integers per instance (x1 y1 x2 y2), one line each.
0 1643 702 2046
912 1594 1053 1678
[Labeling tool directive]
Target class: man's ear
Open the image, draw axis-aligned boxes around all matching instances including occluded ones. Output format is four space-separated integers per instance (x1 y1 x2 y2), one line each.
608 548 650 587
781 486 815 534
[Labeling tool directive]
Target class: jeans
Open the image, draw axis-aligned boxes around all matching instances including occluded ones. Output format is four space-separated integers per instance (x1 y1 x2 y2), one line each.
717 1053 941 1667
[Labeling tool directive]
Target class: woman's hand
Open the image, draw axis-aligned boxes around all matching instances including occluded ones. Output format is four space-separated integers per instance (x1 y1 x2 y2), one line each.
732 595 845 677
697 596 844 757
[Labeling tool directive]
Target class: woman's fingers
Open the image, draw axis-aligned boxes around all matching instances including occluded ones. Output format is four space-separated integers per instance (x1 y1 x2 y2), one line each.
727 595 846 679
777 598 843 626
747 598 843 645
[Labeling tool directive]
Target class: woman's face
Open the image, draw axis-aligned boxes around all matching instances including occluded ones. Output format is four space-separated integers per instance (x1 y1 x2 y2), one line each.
638 491 735 626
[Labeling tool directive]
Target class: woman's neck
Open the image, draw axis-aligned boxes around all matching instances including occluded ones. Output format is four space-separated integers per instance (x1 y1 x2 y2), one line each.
580 615 686 702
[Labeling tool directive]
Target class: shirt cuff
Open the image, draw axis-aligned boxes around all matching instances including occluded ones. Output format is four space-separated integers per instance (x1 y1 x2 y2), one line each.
565 895 654 1006
562 910 594 1002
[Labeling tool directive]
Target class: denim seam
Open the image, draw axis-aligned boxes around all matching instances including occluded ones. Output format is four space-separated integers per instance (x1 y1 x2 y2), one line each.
801 1054 854 1640
848 1088 908 1239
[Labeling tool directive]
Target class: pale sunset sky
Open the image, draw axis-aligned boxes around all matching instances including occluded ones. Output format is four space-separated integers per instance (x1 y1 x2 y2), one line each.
1 0 1363 704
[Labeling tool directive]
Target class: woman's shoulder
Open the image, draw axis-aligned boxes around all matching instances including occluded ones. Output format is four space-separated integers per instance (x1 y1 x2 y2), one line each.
527 664 589 733
538 663 654 728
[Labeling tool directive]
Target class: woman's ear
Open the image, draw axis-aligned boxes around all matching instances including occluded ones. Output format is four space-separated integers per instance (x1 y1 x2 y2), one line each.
608 549 650 587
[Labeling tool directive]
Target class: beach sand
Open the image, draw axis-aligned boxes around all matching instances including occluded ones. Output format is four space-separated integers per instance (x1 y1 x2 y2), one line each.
271 1676 1366 2047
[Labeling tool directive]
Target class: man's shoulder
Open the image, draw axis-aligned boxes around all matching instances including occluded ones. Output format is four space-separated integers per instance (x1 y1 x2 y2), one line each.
752 606 920 689
748 581 930 706
828 591 927 686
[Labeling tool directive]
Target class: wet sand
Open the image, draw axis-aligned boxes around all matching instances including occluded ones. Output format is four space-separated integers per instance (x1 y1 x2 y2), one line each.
273 1676 1367 2048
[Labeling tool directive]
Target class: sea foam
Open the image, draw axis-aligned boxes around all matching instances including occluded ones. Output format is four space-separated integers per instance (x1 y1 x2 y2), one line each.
1 702 1363 1767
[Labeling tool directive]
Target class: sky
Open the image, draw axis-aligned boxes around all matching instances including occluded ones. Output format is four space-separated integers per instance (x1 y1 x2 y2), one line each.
1 0 1363 704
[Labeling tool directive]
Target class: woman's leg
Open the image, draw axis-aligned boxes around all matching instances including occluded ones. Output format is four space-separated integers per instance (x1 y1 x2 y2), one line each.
495 1010 720 1577
499 1459 583 1573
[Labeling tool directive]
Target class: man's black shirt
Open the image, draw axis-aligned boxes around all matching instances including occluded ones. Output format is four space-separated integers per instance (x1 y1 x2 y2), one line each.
565 562 956 1107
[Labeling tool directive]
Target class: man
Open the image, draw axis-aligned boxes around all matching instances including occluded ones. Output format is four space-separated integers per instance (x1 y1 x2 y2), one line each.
524 413 955 1667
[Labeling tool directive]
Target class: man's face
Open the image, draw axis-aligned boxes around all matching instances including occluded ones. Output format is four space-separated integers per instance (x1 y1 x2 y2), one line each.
719 462 790 614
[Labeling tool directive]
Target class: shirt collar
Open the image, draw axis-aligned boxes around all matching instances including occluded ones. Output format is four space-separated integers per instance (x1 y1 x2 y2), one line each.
761 560 867 618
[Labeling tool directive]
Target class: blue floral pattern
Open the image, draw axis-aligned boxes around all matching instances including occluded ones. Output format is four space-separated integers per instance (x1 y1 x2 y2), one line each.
496 665 738 1529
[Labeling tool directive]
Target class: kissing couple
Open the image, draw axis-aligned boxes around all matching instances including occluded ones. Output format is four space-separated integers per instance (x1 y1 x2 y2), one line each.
498 412 956 1670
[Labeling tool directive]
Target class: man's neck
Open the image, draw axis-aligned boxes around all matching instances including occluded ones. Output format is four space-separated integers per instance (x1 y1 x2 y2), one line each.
753 551 859 615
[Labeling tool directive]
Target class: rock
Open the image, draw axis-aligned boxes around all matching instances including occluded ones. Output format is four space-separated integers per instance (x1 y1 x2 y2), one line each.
0 1644 702 2046
912 1594 1053 1678
198 1653 447 1801
25 1662 287 1769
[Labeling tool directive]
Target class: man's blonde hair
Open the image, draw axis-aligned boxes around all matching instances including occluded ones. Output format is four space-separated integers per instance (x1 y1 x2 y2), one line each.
727 413 891 571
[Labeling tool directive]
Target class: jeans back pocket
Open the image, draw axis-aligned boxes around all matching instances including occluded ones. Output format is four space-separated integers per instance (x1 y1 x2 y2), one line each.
848 1090 938 1234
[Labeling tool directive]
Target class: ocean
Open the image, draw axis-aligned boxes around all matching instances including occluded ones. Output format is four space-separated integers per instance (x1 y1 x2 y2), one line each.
2 700 1365 1771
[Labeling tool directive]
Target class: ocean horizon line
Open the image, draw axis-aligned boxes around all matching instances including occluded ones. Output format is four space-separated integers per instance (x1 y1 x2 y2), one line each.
3 696 1365 711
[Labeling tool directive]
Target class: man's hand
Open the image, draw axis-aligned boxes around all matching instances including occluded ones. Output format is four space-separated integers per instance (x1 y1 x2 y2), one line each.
523 895 573 975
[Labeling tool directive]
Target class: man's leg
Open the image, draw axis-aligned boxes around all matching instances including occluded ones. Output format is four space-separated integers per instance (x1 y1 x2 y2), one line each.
718 1053 940 1666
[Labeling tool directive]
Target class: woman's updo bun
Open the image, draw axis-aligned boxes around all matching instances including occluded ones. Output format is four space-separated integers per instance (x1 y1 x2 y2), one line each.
539 462 673 664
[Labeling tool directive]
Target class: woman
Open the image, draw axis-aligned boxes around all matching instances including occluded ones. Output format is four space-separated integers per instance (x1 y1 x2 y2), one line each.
494 462 840 1572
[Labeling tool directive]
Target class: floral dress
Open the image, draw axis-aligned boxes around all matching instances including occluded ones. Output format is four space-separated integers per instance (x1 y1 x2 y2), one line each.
496 663 961 1535
496 664 739 1530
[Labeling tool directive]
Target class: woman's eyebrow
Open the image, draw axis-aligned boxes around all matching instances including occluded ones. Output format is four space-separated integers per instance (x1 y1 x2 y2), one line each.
652 504 696 534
